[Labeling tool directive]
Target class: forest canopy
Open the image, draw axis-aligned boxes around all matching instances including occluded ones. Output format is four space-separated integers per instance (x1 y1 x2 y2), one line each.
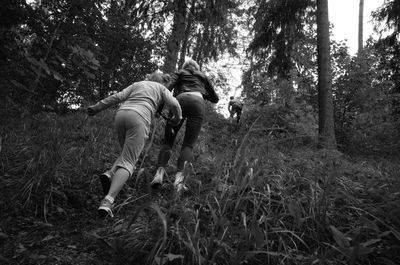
0 0 399 150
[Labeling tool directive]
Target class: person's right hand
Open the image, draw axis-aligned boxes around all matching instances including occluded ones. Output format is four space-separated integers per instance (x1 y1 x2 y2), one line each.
168 116 181 127
87 106 95 116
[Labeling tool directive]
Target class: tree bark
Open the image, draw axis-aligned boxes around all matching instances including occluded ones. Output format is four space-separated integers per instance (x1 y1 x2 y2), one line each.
178 0 196 68
163 0 187 74
193 31 203 64
358 0 364 55
316 0 337 149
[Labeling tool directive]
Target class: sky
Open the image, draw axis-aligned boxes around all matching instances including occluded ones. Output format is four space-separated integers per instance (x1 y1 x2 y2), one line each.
329 0 385 55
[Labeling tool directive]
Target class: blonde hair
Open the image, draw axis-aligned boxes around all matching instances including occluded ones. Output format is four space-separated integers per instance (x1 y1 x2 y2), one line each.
146 71 171 86
146 71 164 83
182 58 200 71
162 73 171 84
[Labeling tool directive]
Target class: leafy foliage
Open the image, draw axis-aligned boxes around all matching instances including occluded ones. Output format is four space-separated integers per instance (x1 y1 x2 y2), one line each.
248 0 314 79
0 0 244 114
333 39 400 154
0 1 164 113
373 0 400 118
188 0 241 67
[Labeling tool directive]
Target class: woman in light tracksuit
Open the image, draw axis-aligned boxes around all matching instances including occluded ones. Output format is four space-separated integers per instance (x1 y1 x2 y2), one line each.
87 71 182 217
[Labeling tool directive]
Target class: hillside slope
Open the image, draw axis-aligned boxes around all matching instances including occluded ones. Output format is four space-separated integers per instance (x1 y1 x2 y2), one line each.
1 106 399 265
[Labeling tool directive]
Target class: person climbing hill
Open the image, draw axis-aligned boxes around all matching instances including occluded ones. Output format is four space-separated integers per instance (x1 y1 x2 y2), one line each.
151 58 219 194
228 96 243 124
87 71 182 218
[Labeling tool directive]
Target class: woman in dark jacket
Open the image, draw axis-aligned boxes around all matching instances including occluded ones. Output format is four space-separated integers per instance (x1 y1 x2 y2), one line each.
151 58 219 193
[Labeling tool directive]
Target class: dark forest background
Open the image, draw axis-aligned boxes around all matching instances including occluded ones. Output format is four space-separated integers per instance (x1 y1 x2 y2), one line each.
1 0 400 264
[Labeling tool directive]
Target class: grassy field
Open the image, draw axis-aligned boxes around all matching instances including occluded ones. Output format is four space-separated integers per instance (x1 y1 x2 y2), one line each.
1 107 399 265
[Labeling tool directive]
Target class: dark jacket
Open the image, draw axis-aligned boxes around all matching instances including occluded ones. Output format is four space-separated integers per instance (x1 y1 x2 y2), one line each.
167 69 219 103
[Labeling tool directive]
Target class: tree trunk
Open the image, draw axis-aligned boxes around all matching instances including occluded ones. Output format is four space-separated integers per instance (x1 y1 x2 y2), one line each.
163 0 187 74
178 0 196 68
193 31 204 66
316 0 337 149
358 0 364 55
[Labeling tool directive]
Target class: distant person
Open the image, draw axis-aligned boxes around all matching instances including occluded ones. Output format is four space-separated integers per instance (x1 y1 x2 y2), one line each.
151 58 219 194
87 71 182 217
228 96 243 123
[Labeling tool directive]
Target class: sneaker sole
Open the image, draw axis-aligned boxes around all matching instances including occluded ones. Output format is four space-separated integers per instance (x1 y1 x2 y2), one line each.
150 179 163 189
100 174 111 195
175 183 190 195
98 206 113 218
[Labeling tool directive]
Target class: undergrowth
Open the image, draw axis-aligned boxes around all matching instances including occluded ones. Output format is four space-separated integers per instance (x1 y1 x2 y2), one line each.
0 105 399 265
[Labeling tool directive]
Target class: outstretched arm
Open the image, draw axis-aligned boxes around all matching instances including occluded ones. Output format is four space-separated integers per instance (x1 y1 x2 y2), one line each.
87 84 135 115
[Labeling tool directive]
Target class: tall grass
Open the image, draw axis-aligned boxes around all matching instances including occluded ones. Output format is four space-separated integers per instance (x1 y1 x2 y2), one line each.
101 143 399 264
1 107 399 265
1 110 117 219
99 108 400 264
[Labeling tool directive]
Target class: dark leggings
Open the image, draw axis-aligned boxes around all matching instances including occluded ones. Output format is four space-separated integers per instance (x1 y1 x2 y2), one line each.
231 106 242 123
157 93 205 171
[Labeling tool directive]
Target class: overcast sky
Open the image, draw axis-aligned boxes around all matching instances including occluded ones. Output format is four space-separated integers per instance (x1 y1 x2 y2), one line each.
329 0 385 55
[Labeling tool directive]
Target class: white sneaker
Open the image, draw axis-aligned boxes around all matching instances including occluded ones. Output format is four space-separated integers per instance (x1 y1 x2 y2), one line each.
176 183 189 194
150 167 166 188
173 172 184 187
174 172 189 194
98 198 114 218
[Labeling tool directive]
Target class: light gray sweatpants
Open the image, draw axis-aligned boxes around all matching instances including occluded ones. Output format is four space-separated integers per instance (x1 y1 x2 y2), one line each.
107 109 150 178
